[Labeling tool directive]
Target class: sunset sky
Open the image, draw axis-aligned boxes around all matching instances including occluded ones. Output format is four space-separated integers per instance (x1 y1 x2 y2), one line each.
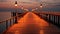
0 0 60 7
0 0 60 3
0 0 60 11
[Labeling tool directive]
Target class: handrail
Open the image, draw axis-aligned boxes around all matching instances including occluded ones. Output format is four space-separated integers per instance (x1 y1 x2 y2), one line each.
0 12 28 34
0 16 17 34
32 11 60 27
32 11 60 16
0 12 25 23
0 16 16 23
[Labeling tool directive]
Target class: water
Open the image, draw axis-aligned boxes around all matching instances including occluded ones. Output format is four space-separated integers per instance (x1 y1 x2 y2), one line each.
0 11 11 34
0 11 11 22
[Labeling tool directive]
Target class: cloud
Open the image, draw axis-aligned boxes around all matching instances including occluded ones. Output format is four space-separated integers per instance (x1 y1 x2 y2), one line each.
41 0 60 3
30 0 60 3
0 0 60 4
0 0 7 2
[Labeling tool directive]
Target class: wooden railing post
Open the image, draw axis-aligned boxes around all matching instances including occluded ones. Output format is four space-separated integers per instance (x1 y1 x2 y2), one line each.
49 14 50 21
10 19 11 26
58 16 60 25
12 12 18 24
15 16 18 23
6 20 8 29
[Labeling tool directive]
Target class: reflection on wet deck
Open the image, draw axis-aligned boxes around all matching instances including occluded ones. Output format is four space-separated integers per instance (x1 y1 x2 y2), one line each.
4 12 60 34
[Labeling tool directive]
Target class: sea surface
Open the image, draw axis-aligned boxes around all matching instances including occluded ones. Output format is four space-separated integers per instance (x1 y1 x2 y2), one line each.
0 11 11 22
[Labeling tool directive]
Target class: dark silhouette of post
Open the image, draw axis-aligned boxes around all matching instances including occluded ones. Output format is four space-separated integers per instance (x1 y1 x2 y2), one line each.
15 1 18 23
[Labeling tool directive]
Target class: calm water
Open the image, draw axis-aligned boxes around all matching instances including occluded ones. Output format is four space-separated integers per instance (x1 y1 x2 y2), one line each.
0 11 11 22
0 11 11 34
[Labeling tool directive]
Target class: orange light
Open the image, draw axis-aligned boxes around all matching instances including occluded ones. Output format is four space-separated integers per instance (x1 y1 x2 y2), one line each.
15 4 17 7
24 9 29 11
32 9 35 11
40 6 43 8
40 4 43 8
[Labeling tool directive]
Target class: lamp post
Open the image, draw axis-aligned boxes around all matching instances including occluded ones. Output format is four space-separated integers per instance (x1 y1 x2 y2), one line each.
40 4 43 8
15 1 18 23
40 3 43 11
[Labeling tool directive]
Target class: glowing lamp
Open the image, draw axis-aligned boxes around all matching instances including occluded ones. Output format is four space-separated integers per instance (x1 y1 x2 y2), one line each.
15 4 17 7
15 1 18 7
40 4 43 8
40 6 43 8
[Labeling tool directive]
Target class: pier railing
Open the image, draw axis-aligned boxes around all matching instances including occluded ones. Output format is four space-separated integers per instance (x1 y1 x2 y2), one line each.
33 11 60 27
0 12 28 34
